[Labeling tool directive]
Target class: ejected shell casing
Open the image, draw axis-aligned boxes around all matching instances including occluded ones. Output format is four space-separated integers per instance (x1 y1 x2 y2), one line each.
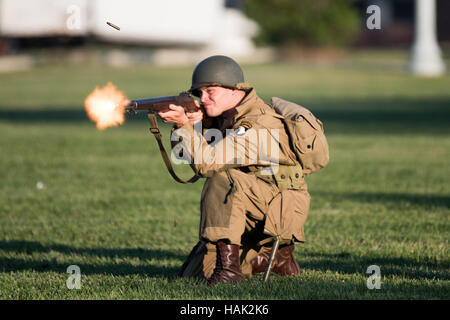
107 22 120 31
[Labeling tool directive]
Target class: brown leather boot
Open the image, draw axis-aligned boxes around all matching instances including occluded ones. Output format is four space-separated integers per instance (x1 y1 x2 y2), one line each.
207 241 244 286
251 245 301 276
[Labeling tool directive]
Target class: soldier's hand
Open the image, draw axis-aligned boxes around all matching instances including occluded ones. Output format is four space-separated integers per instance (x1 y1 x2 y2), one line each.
186 100 203 125
158 104 189 128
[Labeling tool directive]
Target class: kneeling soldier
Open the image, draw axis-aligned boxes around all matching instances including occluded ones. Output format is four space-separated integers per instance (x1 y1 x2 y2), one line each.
158 55 310 285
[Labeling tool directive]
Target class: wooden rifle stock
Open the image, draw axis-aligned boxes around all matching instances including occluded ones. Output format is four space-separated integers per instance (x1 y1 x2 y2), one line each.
125 92 199 114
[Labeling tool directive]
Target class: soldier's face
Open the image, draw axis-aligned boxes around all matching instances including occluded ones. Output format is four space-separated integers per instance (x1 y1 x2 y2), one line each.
199 86 238 117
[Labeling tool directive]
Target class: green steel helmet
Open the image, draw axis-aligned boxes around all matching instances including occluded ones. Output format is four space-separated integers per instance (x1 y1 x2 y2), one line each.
189 55 251 97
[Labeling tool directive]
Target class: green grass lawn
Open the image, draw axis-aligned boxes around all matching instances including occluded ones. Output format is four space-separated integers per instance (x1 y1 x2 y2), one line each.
0 52 449 299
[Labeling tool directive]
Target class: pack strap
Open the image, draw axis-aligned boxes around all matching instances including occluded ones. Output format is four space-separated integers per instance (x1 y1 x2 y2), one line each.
147 112 200 184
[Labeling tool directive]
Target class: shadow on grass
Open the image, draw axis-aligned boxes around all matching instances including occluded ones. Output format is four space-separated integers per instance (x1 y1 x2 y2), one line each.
0 240 184 277
0 108 153 124
0 97 449 134
314 191 450 209
1 240 448 283
299 251 450 281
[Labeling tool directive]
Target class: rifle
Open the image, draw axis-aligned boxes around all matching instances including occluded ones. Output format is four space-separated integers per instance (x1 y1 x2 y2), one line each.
125 92 203 184
125 92 199 114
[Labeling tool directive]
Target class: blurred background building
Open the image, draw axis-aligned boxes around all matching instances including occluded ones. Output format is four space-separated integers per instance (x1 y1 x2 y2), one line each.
0 0 257 54
0 0 448 72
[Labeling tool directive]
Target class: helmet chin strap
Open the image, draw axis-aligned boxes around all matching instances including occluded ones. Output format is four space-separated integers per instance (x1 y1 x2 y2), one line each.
235 82 251 90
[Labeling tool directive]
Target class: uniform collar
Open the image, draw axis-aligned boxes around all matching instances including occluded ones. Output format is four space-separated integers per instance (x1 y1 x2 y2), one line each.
217 89 258 130
234 89 259 120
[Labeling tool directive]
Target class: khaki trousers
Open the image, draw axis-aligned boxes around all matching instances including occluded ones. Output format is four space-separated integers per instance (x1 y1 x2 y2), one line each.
180 169 310 279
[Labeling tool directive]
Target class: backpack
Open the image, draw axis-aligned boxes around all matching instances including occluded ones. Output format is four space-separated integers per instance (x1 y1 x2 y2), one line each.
271 97 329 176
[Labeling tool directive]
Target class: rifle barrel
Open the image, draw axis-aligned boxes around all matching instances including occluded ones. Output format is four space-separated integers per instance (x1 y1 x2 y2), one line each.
126 94 198 113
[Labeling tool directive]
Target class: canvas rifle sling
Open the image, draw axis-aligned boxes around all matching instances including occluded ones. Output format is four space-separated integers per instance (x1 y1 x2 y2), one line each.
147 113 200 184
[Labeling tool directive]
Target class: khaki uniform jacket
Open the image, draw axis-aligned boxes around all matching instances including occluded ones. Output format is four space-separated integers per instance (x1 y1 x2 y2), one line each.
173 89 300 178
